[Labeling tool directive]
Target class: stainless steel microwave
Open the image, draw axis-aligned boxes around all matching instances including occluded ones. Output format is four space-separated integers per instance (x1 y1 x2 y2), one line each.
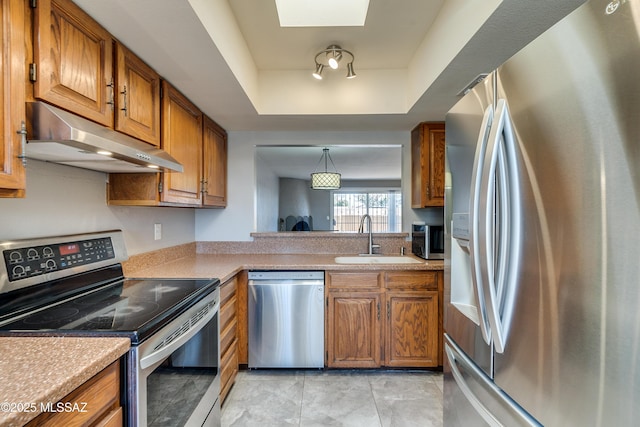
412 222 444 259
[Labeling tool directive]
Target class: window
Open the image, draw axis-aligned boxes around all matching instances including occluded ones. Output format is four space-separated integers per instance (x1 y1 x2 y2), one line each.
332 190 402 232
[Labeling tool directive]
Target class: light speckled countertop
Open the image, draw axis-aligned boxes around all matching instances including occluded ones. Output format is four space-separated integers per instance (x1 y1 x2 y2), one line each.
0 337 130 426
125 253 444 282
0 248 442 427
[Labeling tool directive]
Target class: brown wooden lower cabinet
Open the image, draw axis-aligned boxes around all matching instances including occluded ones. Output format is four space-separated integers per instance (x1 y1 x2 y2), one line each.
326 291 382 368
385 290 439 367
27 360 122 427
219 275 239 403
226 269 442 377
326 270 442 369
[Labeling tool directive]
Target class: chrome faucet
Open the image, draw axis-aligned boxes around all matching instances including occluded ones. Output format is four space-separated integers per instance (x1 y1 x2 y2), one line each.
358 214 380 255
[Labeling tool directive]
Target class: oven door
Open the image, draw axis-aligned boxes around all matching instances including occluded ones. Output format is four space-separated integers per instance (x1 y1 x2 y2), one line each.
127 288 220 427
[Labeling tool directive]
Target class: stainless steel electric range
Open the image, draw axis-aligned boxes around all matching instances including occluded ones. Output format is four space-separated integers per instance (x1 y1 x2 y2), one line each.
0 230 221 427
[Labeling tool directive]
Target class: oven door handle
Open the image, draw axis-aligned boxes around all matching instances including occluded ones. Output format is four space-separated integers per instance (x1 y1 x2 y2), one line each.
140 299 219 370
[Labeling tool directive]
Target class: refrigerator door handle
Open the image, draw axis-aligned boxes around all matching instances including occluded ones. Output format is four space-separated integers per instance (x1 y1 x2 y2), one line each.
446 338 502 427
445 335 541 427
480 98 522 354
469 104 495 345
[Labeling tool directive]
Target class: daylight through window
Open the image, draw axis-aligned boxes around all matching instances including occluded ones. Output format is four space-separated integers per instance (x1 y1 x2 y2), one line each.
332 191 402 232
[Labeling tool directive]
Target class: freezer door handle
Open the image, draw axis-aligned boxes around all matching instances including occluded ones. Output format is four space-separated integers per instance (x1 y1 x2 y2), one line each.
469 104 495 345
445 337 501 427
445 335 541 427
480 98 522 354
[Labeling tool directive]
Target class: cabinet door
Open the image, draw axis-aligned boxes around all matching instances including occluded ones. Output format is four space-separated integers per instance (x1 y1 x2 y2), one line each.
202 115 227 207
327 291 382 368
115 43 161 146
160 81 202 205
33 0 114 127
385 291 439 367
411 122 445 207
0 0 26 198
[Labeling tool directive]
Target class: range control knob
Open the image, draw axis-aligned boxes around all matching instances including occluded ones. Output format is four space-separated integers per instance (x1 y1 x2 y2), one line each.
45 259 57 271
27 248 39 260
11 265 26 279
42 247 54 258
9 251 23 264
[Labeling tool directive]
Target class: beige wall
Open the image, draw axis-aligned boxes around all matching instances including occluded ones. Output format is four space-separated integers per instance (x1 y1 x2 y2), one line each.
0 161 194 255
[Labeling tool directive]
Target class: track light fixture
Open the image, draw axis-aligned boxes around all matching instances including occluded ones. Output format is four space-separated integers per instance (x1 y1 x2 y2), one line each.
312 45 356 80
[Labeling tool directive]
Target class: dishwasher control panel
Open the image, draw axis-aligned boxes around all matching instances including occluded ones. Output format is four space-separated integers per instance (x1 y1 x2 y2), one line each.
248 271 324 281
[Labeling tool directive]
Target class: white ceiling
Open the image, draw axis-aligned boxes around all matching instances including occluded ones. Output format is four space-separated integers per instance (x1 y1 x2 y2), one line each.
74 0 585 133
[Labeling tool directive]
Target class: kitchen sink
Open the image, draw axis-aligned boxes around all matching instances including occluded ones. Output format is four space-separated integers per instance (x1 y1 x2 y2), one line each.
334 255 423 264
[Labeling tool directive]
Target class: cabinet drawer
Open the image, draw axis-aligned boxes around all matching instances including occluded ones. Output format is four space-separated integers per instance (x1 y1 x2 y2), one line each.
327 271 382 290
220 341 239 403
385 271 438 290
220 294 237 332
220 316 237 355
94 407 123 427
220 277 237 305
28 360 120 426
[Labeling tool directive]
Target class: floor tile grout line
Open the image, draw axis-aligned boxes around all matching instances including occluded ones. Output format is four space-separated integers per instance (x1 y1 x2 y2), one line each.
298 371 306 427
368 373 385 427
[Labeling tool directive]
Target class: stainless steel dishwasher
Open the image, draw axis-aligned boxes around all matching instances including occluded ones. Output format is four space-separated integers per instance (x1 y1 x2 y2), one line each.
248 271 325 368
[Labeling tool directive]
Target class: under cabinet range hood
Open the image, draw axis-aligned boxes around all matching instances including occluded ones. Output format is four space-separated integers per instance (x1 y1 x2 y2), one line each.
25 102 183 173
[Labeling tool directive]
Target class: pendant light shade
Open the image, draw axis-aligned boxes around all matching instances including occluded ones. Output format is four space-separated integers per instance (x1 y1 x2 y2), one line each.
311 148 341 190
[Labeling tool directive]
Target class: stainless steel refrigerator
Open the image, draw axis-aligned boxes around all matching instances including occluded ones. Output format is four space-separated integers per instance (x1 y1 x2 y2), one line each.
444 0 640 425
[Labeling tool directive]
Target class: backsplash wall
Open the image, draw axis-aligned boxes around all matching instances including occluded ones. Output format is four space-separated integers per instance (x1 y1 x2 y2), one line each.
0 161 195 255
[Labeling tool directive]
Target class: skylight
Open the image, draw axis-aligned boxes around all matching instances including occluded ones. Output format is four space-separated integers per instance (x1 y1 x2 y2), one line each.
275 0 370 27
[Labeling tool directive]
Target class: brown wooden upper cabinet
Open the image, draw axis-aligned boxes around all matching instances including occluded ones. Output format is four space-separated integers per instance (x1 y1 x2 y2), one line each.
33 0 161 147
411 122 446 208
108 83 227 208
0 0 26 198
33 0 114 127
202 116 228 207
115 43 161 147
160 81 203 205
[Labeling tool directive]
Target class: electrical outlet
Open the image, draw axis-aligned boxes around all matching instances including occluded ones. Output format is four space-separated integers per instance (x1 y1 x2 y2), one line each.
154 223 162 240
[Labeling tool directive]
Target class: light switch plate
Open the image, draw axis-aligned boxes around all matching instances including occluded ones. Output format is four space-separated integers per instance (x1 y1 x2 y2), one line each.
154 223 162 240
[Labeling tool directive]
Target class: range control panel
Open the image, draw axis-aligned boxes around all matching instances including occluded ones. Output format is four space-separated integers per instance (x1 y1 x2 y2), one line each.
3 237 115 282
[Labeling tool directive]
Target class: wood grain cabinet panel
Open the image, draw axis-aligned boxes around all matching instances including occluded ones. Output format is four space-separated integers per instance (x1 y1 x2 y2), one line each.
0 0 26 198
33 0 114 127
115 43 161 146
219 276 239 404
385 270 438 290
325 270 442 368
202 116 227 207
385 291 439 367
326 291 382 368
107 95 229 208
411 122 445 208
161 81 203 205
326 271 382 290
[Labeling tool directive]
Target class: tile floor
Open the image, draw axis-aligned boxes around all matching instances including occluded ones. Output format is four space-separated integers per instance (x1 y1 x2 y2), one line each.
221 369 443 427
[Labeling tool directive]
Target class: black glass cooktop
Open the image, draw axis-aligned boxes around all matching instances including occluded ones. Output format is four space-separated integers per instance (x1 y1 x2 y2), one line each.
0 277 219 344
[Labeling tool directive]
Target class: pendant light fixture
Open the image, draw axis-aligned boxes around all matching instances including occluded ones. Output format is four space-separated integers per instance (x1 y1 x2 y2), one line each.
311 148 341 190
